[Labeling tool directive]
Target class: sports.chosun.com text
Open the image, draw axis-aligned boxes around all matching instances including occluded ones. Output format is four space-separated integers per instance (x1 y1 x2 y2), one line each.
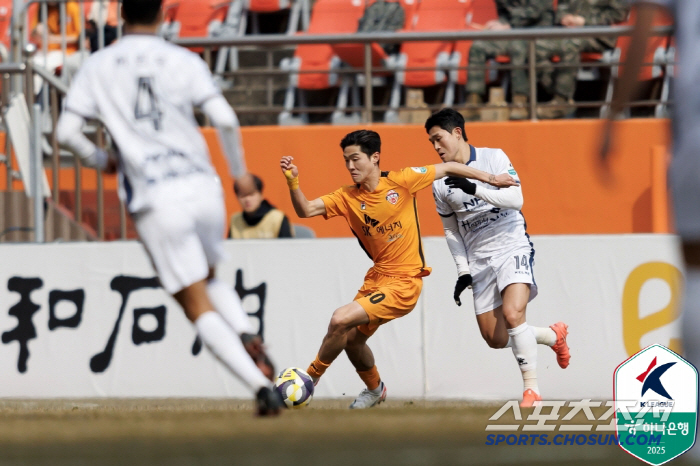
485 433 662 447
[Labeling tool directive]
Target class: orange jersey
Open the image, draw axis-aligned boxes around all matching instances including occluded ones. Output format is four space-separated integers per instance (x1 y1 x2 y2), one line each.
320 166 436 278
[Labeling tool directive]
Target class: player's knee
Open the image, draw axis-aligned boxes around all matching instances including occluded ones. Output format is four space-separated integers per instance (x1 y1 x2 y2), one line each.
328 312 353 336
501 305 525 327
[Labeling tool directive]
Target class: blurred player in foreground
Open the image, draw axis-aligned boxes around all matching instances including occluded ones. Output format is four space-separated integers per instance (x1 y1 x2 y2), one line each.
56 0 282 415
426 109 570 407
600 1 700 457
280 129 517 408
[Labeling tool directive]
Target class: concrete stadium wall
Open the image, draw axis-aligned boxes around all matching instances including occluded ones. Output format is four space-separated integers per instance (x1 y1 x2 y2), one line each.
0 234 683 400
0 119 672 237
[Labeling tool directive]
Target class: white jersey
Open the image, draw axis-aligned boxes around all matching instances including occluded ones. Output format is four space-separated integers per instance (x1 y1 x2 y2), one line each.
63 35 221 213
432 146 531 260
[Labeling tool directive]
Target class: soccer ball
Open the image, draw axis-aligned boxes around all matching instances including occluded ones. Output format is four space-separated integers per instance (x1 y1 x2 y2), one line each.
274 367 314 409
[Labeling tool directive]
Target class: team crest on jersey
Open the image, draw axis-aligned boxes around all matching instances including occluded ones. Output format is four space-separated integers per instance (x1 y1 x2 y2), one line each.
411 167 428 174
386 190 399 205
360 202 366 210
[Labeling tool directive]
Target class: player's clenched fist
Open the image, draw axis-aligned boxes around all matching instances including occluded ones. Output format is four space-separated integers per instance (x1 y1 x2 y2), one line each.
280 156 298 179
280 156 300 190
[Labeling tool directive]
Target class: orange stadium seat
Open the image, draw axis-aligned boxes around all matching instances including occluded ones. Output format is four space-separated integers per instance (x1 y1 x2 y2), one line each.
248 0 292 13
446 0 499 105
401 0 470 87
246 0 308 35
385 0 471 121
330 0 417 69
278 0 364 124
601 7 673 116
0 0 11 51
160 0 230 49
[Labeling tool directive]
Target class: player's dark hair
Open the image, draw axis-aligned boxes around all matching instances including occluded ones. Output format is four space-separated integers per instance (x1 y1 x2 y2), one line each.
234 174 263 196
340 130 381 158
122 0 162 25
424 108 468 142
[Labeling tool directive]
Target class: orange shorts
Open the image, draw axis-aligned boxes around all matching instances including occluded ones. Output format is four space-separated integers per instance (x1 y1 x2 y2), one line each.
354 269 423 336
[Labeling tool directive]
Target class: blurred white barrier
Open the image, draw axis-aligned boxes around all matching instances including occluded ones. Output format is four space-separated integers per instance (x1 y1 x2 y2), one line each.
0 235 684 400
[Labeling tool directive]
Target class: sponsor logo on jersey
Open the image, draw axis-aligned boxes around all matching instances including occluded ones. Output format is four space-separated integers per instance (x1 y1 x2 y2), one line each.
360 202 366 210
508 169 517 176
411 167 428 174
386 190 399 205
364 214 379 227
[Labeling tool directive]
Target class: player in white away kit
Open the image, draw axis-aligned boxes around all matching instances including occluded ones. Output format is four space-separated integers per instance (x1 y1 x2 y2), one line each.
600 1 700 459
56 0 283 415
425 109 570 407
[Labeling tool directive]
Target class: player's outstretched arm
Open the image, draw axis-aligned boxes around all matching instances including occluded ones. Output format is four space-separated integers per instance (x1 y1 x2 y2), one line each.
280 156 327 218
434 161 517 188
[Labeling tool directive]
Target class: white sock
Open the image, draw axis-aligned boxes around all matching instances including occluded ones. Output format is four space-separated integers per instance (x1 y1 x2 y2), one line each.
683 268 700 460
370 382 383 394
508 323 539 394
505 326 556 347
195 311 270 392
523 371 539 393
206 279 255 334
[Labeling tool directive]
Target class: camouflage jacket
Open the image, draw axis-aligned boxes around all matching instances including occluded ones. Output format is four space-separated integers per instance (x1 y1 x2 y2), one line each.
555 0 629 48
357 0 405 33
496 0 555 28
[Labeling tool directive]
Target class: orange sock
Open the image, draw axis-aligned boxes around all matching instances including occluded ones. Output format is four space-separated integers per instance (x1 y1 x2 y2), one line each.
307 354 331 379
357 365 381 391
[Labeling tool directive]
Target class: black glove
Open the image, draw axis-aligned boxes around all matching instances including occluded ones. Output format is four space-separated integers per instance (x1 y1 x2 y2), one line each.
445 177 477 195
453 274 473 306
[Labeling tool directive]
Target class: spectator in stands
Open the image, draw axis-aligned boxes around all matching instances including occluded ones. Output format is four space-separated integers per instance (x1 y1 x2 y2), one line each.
464 0 554 121
536 0 629 119
230 174 295 239
357 0 405 55
86 0 121 52
29 1 86 88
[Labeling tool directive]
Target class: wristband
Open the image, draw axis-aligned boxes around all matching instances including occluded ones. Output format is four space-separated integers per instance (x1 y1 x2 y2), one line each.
285 170 299 190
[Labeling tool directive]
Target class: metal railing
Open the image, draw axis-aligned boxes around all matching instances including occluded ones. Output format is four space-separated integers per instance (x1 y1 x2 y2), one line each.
174 24 674 123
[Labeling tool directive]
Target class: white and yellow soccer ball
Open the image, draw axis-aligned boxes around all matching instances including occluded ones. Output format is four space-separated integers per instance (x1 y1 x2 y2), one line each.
274 367 315 409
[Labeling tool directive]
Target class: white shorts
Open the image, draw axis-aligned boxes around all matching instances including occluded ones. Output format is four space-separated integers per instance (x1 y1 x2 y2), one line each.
133 179 227 294
470 245 538 315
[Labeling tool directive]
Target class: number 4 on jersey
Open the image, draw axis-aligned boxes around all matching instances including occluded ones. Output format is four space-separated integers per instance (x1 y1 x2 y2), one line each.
135 77 162 130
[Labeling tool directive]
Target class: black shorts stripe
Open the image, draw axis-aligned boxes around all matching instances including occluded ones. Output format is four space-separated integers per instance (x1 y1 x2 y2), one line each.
438 211 455 218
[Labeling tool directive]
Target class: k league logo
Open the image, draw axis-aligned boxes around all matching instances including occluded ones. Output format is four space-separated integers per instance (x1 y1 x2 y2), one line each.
637 356 675 402
614 344 698 465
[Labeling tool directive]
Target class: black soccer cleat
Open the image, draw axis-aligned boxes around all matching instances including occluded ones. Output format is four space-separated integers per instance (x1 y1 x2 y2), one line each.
241 333 276 382
256 386 285 416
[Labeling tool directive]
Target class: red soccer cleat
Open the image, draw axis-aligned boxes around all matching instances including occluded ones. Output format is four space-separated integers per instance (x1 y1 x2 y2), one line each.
549 322 570 369
520 389 542 408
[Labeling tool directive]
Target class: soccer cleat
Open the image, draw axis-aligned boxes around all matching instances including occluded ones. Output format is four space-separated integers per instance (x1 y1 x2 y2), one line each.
349 381 387 409
241 333 275 381
256 386 284 416
520 389 542 408
549 322 570 369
